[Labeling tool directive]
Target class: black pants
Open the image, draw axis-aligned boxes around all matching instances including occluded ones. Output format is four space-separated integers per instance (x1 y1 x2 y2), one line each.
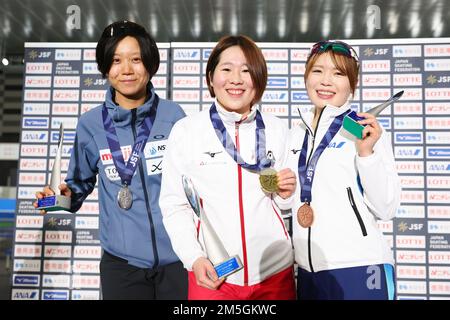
100 251 188 300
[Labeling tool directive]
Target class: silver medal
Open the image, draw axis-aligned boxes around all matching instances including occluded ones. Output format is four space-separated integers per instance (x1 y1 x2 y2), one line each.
117 185 133 210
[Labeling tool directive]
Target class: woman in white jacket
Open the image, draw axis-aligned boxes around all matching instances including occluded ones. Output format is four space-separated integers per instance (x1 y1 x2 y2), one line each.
290 41 401 300
160 35 297 300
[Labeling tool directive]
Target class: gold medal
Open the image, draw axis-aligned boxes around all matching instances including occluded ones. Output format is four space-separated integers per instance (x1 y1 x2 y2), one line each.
259 168 279 193
297 203 314 228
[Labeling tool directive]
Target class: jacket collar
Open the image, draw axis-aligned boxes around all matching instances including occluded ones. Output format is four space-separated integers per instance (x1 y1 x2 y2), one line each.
214 98 257 126
104 83 156 127
300 101 351 132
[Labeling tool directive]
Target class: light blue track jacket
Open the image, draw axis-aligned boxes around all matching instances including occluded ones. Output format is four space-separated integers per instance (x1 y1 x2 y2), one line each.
65 84 185 268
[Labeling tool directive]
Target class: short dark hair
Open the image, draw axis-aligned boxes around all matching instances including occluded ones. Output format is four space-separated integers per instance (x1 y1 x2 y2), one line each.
96 20 160 79
206 35 267 106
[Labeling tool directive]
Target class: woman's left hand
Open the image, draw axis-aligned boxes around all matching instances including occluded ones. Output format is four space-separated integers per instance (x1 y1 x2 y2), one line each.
355 112 382 157
276 168 297 199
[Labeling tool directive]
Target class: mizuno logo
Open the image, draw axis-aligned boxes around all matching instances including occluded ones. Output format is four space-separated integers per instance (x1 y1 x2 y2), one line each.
204 151 223 158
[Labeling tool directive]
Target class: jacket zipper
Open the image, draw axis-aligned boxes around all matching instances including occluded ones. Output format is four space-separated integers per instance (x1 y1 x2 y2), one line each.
235 121 249 285
301 107 325 273
131 109 160 268
346 187 368 237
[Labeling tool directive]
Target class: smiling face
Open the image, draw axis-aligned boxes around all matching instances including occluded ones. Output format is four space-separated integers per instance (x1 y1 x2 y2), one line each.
305 52 353 109
209 46 256 116
107 36 150 108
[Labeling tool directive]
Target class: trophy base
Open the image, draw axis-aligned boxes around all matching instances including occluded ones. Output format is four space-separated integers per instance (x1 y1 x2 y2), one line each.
37 195 71 212
343 111 366 139
214 255 243 279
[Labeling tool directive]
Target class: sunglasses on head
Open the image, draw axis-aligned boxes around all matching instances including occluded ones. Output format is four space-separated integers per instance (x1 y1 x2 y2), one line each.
308 41 359 63
103 20 147 38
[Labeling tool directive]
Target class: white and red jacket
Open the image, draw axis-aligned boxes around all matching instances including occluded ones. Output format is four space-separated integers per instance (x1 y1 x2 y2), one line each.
160 101 294 286
289 104 401 273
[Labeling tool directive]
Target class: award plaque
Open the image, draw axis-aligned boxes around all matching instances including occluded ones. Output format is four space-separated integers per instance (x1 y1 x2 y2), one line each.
343 90 404 139
37 124 71 211
182 175 243 279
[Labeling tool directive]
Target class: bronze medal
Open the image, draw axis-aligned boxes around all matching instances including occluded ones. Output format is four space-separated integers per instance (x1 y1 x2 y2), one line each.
297 203 314 228
259 168 279 193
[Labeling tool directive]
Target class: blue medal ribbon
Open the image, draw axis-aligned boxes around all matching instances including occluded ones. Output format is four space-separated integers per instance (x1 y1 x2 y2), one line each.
298 110 350 203
102 95 159 186
209 103 271 171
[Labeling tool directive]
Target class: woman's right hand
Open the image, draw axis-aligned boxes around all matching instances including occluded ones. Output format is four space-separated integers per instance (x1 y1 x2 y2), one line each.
192 257 224 290
33 183 72 214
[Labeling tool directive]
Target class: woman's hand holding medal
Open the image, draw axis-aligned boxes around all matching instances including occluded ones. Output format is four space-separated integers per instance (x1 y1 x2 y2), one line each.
275 168 297 199
260 168 296 199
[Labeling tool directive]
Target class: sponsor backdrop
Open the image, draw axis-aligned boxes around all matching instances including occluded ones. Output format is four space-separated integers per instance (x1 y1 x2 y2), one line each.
12 39 450 300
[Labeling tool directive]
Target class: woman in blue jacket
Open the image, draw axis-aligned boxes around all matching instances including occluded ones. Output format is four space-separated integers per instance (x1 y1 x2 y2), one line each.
35 21 187 300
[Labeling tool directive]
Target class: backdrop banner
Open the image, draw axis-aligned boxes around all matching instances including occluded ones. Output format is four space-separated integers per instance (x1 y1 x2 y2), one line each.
11 39 450 300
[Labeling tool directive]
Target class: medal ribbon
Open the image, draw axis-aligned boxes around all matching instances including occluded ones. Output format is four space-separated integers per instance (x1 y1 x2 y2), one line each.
102 95 159 186
209 103 271 171
298 110 350 203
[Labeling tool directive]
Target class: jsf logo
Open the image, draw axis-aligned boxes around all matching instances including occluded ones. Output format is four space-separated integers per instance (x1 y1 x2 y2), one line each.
128 150 140 168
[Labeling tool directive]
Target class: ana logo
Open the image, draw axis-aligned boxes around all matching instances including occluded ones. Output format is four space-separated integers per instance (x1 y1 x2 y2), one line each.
22 131 48 143
427 162 450 173
263 91 288 102
174 49 200 60
327 141 345 148
203 49 212 60
395 147 422 158
12 289 39 300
